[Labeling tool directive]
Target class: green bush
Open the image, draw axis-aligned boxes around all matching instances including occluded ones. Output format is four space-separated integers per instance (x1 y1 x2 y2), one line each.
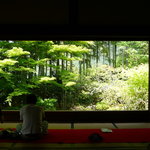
96 102 109 110
126 64 148 110
72 64 148 110
37 98 57 110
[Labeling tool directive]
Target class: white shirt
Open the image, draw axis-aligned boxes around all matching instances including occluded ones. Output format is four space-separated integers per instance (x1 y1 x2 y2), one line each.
20 104 45 135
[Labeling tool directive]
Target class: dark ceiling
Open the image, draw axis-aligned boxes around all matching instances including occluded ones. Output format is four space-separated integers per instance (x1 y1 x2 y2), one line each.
0 0 150 40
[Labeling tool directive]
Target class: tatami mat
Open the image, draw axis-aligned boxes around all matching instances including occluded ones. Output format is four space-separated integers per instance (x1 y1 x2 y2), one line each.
0 123 71 129
116 123 150 129
74 123 114 129
1 123 150 150
1 123 150 129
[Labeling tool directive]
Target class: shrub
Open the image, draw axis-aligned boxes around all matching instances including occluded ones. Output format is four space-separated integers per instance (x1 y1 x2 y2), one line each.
126 64 148 110
37 98 57 110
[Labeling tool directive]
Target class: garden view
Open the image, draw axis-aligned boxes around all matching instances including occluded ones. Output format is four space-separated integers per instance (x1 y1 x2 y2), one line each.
0 41 149 111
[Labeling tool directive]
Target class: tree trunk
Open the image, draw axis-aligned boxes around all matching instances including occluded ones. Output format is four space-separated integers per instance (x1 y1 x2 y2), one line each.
83 54 86 75
103 54 105 64
79 61 82 75
70 53 73 72
108 41 111 66
62 59 64 71
45 61 48 76
113 44 117 68
96 44 99 67
38 65 44 76
49 60 52 77
66 53 68 70
56 59 60 75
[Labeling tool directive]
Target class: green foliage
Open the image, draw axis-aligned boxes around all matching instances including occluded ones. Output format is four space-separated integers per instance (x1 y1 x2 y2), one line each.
38 77 56 84
49 45 91 60
36 58 50 65
5 47 30 57
118 41 149 54
125 64 148 109
118 49 148 68
50 45 91 54
9 66 35 72
71 105 94 111
0 41 148 111
63 41 94 47
65 81 76 87
67 74 104 108
71 64 148 111
127 64 148 91
96 102 109 110
61 70 79 85
6 89 30 106
37 98 57 110
0 47 35 105
116 41 149 68
3 106 21 110
0 59 18 67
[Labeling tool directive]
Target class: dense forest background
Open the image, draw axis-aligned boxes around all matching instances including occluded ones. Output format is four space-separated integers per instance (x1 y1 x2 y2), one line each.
0 41 149 110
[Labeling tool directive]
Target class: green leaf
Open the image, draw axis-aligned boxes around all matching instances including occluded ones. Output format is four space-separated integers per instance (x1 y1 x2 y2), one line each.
5 47 30 57
65 81 76 87
49 45 91 55
36 58 50 65
9 66 36 73
38 77 56 83
0 59 18 67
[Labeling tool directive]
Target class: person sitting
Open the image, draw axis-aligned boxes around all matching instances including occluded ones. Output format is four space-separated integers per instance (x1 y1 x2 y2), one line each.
16 94 48 140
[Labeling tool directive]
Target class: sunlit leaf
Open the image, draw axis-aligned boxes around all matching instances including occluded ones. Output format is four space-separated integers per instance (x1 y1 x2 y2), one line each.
5 47 30 57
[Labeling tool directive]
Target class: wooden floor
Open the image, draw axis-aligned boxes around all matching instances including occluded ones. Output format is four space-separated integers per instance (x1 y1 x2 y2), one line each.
0 123 150 150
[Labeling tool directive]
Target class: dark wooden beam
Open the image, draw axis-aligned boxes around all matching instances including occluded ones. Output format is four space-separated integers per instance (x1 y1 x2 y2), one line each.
2 111 150 123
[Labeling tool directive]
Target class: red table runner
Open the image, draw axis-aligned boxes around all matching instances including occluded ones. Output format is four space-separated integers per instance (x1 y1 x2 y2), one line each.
0 128 150 143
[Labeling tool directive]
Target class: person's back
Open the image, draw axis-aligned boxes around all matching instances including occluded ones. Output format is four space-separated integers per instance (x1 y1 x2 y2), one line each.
17 94 48 138
20 104 44 135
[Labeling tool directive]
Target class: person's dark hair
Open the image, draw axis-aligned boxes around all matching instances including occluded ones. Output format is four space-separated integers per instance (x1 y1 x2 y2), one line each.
26 94 37 104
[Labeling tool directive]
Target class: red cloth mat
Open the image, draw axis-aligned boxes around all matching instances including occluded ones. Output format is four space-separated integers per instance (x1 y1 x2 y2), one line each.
0 128 150 143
